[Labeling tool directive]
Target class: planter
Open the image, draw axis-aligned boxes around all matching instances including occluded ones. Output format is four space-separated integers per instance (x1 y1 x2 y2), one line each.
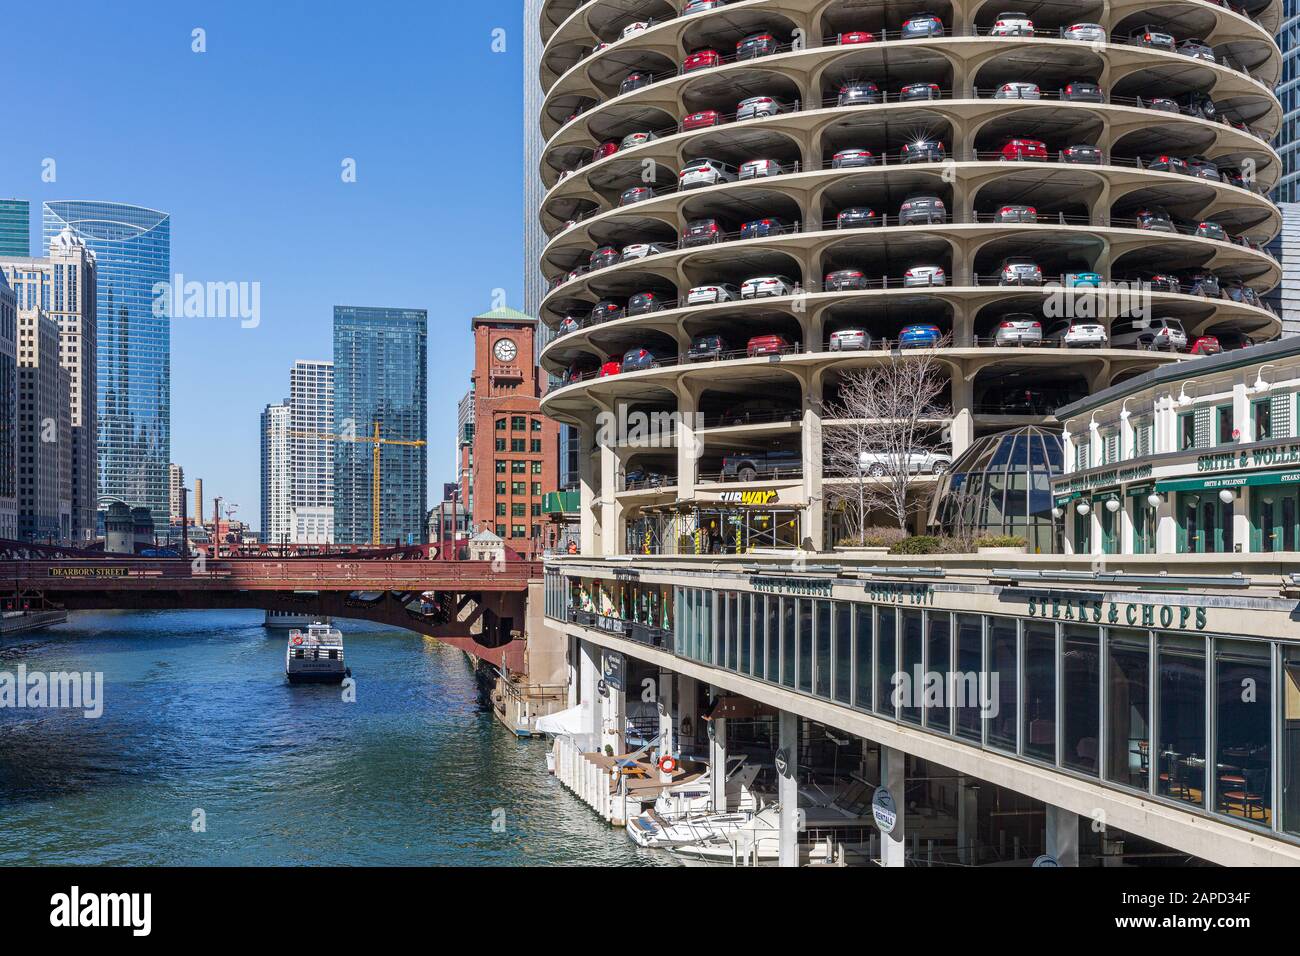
977 545 1028 556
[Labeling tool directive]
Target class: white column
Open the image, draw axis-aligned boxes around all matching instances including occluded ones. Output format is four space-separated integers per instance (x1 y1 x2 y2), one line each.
800 386 824 551
957 776 978 865
709 696 728 811
657 670 675 781
578 641 601 748
566 634 579 707
1045 805 1080 867
599 420 620 558
880 745 907 867
602 674 626 757
577 425 598 555
778 710 799 868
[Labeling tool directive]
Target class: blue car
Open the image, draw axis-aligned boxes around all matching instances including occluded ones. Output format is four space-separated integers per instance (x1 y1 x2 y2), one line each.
1068 272 1102 287
899 324 942 348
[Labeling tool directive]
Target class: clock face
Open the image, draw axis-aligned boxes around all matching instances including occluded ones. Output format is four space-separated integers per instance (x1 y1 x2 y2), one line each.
494 338 518 362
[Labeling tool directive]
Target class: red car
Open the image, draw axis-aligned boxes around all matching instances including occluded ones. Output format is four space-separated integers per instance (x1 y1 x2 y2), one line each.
746 334 791 357
592 141 619 161
683 49 721 72
682 110 722 131
598 360 622 377
1190 336 1222 356
1000 138 1048 161
838 31 876 44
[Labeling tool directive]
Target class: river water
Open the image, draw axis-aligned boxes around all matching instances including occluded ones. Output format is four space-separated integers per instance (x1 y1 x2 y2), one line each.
0 610 671 866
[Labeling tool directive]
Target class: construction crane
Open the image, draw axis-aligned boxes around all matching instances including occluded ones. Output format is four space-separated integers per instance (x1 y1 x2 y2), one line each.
289 421 427 545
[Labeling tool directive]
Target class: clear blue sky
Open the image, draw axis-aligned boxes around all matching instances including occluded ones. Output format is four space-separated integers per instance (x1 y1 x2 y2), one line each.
0 0 528 529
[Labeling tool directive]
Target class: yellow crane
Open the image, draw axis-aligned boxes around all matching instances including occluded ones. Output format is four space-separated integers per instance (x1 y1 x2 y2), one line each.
289 421 426 546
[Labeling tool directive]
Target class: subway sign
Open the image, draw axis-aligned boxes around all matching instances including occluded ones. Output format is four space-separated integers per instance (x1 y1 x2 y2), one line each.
1027 594 1207 631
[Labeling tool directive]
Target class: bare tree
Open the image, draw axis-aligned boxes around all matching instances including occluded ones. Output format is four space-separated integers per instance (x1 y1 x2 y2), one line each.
822 344 952 540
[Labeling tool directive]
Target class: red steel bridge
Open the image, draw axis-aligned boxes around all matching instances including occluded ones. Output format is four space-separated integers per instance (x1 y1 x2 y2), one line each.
0 541 542 672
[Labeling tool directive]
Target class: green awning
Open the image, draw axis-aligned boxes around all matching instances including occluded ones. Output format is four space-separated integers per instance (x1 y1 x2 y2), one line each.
1156 468 1300 494
1126 483 1154 499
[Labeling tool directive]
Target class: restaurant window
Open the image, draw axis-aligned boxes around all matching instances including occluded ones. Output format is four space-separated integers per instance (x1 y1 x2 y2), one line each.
954 614 983 742
1281 647 1300 836
1253 487 1300 553
1157 634 1206 807
815 600 832 698
926 612 952 733
1214 639 1271 826
1253 398 1273 441
900 610 924 725
1105 629 1150 791
1023 619 1057 763
1179 412 1196 451
798 599 814 693
1061 625 1100 775
1178 492 1233 554
739 594 752 674
1074 508 1091 555
781 598 796 688
1132 496 1156 555
1215 404 1235 445
1099 498 1119 554
987 616 1018 751
875 607 897 718
833 602 852 704
765 596 780 681
854 604 872 710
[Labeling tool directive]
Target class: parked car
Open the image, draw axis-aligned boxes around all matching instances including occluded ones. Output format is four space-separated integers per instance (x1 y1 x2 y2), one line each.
1178 38 1216 61
1145 273 1181 293
619 186 656 206
1142 96 1181 113
680 158 736 188
1186 156 1220 180
558 316 581 335
837 206 881 228
1061 81 1104 102
995 204 1037 223
622 22 650 39
687 283 740 304
740 158 783 179
741 276 796 298
589 245 621 269
684 0 727 14
593 141 620 161
1189 336 1222 356
901 139 946 163
598 360 623 377
993 313 1042 346
590 300 624 322
998 257 1044 285
1068 272 1102 287
1224 282 1259 306
687 334 730 360
736 32 779 59
1185 273 1221 297
995 82 1040 100
740 217 787 238
1210 329 1255 351
990 12 1034 36
1110 316 1188 350
829 328 871 351
737 95 787 120
624 468 671 488
1062 143 1103 164
746 333 792 355
838 30 876 44
1195 221 1228 241
1147 154 1188 174
902 13 944 37
900 82 941 101
899 195 946 225
899 324 943 347
831 147 877 168
838 82 882 106
621 242 669 260
683 217 728 246
564 361 596 383
903 265 946 287
1129 26 1175 51
620 73 653 95
1135 207 1176 232
1045 319 1107 347
682 110 722 131
858 449 952 476
627 291 667 315
824 269 868 291
621 346 671 371
1000 138 1048 161
620 131 659 150
721 448 800 481
1062 22 1106 43
683 49 721 72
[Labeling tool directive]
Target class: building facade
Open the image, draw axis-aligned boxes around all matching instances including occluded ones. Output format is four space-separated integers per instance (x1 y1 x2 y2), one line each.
16 310 71 542
44 201 170 528
260 400 291 544
332 306 427 545
0 228 100 543
0 274 16 539
168 464 185 526
289 359 334 542
0 200 29 258
1278 0 1300 202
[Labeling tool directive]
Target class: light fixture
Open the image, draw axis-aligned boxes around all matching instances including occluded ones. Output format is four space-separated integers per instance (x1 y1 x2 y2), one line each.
1147 492 1163 508
1105 498 1121 513
1252 364 1276 393
1051 506 1064 519
1219 489 1235 504
1076 501 1091 516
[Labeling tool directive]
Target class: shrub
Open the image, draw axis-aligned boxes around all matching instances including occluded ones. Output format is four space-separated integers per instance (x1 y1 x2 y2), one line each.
889 535 945 555
975 534 1027 549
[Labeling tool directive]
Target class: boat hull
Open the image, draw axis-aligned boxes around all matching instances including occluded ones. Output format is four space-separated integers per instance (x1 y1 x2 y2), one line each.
285 668 348 685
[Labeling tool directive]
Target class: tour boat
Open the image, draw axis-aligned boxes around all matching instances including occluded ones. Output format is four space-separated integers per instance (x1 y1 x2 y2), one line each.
284 622 349 684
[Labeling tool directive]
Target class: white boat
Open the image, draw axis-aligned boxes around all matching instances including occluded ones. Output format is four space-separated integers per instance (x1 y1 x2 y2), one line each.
265 610 329 629
285 622 349 684
625 756 766 847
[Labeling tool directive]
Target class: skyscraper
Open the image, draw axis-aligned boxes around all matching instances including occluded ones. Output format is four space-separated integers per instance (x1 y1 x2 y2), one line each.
0 200 29 258
43 201 170 528
168 463 185 525
1277 2 1300 202
1 227 100 543
260 401 291 543
16 310 71 541
0 273 15 539
289 359 334 543
332 306 427 545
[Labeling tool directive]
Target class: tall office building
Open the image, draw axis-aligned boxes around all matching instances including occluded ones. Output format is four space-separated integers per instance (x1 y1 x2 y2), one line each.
16 310 71 541
44 201 170 528
0 273 16 539
260 400 291 543
289 359 334 543
332 306 427 545
168 463 185 525
1 227 100 543
1278 2 1300 202
0 200 29 258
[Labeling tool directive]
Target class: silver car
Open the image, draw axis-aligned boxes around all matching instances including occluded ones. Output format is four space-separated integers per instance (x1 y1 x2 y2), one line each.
903 265 946 287
687 283 740 305
995 82 1040 100
740 159 783 179
741 275 796 298
1062 22 1106 43
993 313 1043 346
736 95 786 120
829 328 871 351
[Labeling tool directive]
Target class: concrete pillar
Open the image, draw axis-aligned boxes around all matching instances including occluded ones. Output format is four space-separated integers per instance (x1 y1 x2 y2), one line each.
709 696 728 811
677 675 698 753
599 412 620 558
1045 805 1080 867
880 746 907 867
778 710 799 868
676 380 702 500
567 634 579 707
602 675 626 757
957 777 979 865
950 372 975 458
657 670 675 781
578 640 601 748
801 384 825 551
578 425 598 555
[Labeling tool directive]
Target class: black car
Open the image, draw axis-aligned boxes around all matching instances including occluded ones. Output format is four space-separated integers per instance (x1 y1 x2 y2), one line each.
1224 283 1259 306
899 194 946 224
1182 92 1218 121
1141 96 1181 113
620 73 653 95
1147 154 1188 174
627 291 667 315
1061 144 1103 164
1129 26 1175 51
687 334 729 361
1061 81 1104 102
682 217 727 247
589 245 621 268
1145 273 1180 293
736 32 779 59
900 82 941 101
590 300 623 322
836 206 881 228
622 346 671 371
901 139 945 163
624 468 670 488
838 81 882 106
1211 329 1256 350
1134 207 1176 232
740 217 787 238
1184 273 1220 297
1186 156 1220 180
824 268 869 291
619 185 656 205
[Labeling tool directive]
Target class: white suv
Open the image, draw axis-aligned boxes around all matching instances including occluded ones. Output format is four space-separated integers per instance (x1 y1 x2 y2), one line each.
679 158 736 189
1110 316 1188 351
741 275 796 298
858 449 953 476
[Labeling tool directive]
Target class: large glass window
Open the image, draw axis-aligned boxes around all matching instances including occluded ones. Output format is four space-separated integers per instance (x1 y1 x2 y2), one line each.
901 610 924 725
854 605 872 710
765 596 780 681
781 598 796 688
955 614 983 742
875 607 897 718
1106 629 1150 791
987 616 1018 751
1061 625 1100 775
1214 639 1271 826
700 591 713 664
1157 634 1206 807
815 600 832 698
1282 647 1300 837
739 594 752 674
833 602 852 704
1023 620 1057 763
926 612 952 733
798 599 815 693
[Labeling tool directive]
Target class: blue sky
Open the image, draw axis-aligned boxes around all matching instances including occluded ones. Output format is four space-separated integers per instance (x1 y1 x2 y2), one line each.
0 0 528 529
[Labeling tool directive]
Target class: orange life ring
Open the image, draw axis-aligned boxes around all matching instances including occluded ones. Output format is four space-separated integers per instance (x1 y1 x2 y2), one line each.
658 755 678 774
291 635 303 646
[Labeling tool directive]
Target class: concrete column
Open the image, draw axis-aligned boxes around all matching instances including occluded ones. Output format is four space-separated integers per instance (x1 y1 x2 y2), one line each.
578 640 601 748
1045 805 1080 867
677 675 698 753
709 694 728 811
778 710 799 868
578 426 598 555
599 410 621 557
800 377 825 551
657 669 675 780
567 634 579 707
676 380 702 500
602 674 626 757
957 777 979 865
880 745 907 867
950 372 975 458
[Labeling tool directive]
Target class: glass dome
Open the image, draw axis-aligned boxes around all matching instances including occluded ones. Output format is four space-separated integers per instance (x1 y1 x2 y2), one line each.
929 427 1064 554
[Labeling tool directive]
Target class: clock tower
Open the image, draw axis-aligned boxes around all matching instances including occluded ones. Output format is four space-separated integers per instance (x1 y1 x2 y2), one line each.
464 307 559 557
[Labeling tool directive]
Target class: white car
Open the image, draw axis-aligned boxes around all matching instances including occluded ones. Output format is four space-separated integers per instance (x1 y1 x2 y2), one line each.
740 159 782 179
620 131 658 149
1110 316 1188 351
687 283 740 304
829 329 871 351
736 95 785 120
1044 319 1107 347
857 449 952 476
990 12 1034 36
993 314 1043 346
903 265 946 287
741 276 795 298
622 22 650 40
591 41 612 55
620 243 669 261
995 82 1040 100
679 158 737 188
1062 22 1106 43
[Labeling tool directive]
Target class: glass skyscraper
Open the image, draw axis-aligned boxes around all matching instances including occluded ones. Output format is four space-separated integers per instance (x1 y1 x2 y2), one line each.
1278 1 1300 202
332 306 427 545
43 201 171 527
0 200 29 257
